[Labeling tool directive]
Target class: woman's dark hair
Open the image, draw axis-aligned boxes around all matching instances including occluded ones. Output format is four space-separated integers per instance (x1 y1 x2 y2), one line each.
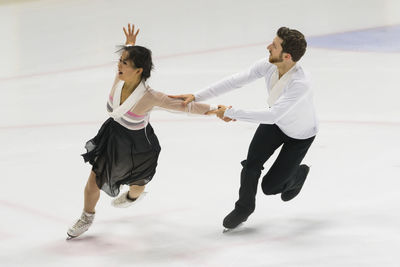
118 45 154 81
277 27 307 62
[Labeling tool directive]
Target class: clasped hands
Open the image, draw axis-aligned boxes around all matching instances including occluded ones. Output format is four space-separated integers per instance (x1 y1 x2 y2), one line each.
207 105 235 122
168 94 235 122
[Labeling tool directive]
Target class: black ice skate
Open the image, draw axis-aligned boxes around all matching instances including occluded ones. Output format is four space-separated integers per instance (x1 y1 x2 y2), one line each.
222 209 251 233
281 164 310 202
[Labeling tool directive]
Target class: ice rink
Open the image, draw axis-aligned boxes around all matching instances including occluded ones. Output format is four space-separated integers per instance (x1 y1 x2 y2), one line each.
1 0 400 266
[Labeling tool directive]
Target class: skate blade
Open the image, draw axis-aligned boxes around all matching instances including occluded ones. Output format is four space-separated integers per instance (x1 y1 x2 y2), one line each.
66 234 76 240
223 228 233 233
222 223 244 233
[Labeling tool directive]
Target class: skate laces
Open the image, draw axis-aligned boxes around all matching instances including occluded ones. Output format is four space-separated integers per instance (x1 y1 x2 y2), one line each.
73 213 94 229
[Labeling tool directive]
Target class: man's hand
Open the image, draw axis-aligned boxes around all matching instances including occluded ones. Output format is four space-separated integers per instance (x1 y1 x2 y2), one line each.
208 105 234 122
168 94 195 106
123 23 140 46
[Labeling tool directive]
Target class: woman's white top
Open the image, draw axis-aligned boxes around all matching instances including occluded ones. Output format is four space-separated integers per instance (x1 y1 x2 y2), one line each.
107 75 212 130
194 58 319 139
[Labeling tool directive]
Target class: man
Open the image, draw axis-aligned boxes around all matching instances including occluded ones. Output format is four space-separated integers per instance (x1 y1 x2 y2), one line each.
170 27 318 230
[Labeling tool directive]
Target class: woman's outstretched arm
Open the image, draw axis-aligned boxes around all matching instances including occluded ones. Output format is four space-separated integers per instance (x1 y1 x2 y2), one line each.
147 89 217 115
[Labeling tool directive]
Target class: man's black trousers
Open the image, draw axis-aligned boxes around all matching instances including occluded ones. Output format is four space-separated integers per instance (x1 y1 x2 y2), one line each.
235 124 315 213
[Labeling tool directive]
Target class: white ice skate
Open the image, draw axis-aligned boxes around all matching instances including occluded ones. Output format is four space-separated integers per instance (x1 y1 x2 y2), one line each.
111 191 147 208
66 211 95 240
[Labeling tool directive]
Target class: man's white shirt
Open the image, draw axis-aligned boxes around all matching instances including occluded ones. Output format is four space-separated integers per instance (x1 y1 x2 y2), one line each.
194 58 319 139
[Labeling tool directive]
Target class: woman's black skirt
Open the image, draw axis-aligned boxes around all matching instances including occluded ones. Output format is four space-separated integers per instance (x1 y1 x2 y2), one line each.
82 118 161 197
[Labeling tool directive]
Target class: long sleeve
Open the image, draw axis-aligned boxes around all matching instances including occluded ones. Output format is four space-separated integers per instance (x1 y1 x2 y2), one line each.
224 79 318 140
147 89 211 115
224 81 309 124
113 83 214 131
194 58 274 101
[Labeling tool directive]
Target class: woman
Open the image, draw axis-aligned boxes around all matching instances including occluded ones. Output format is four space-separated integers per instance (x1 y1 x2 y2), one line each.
67 24 216 239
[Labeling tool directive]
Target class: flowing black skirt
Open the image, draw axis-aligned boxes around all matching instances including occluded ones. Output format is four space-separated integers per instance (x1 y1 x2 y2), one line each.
82 118 161 197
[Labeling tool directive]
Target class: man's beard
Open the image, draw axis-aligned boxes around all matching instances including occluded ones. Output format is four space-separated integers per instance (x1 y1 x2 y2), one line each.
269 52 283 63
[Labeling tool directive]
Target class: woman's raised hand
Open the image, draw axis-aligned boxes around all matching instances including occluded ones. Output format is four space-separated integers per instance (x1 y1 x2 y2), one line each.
123 23 140 46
